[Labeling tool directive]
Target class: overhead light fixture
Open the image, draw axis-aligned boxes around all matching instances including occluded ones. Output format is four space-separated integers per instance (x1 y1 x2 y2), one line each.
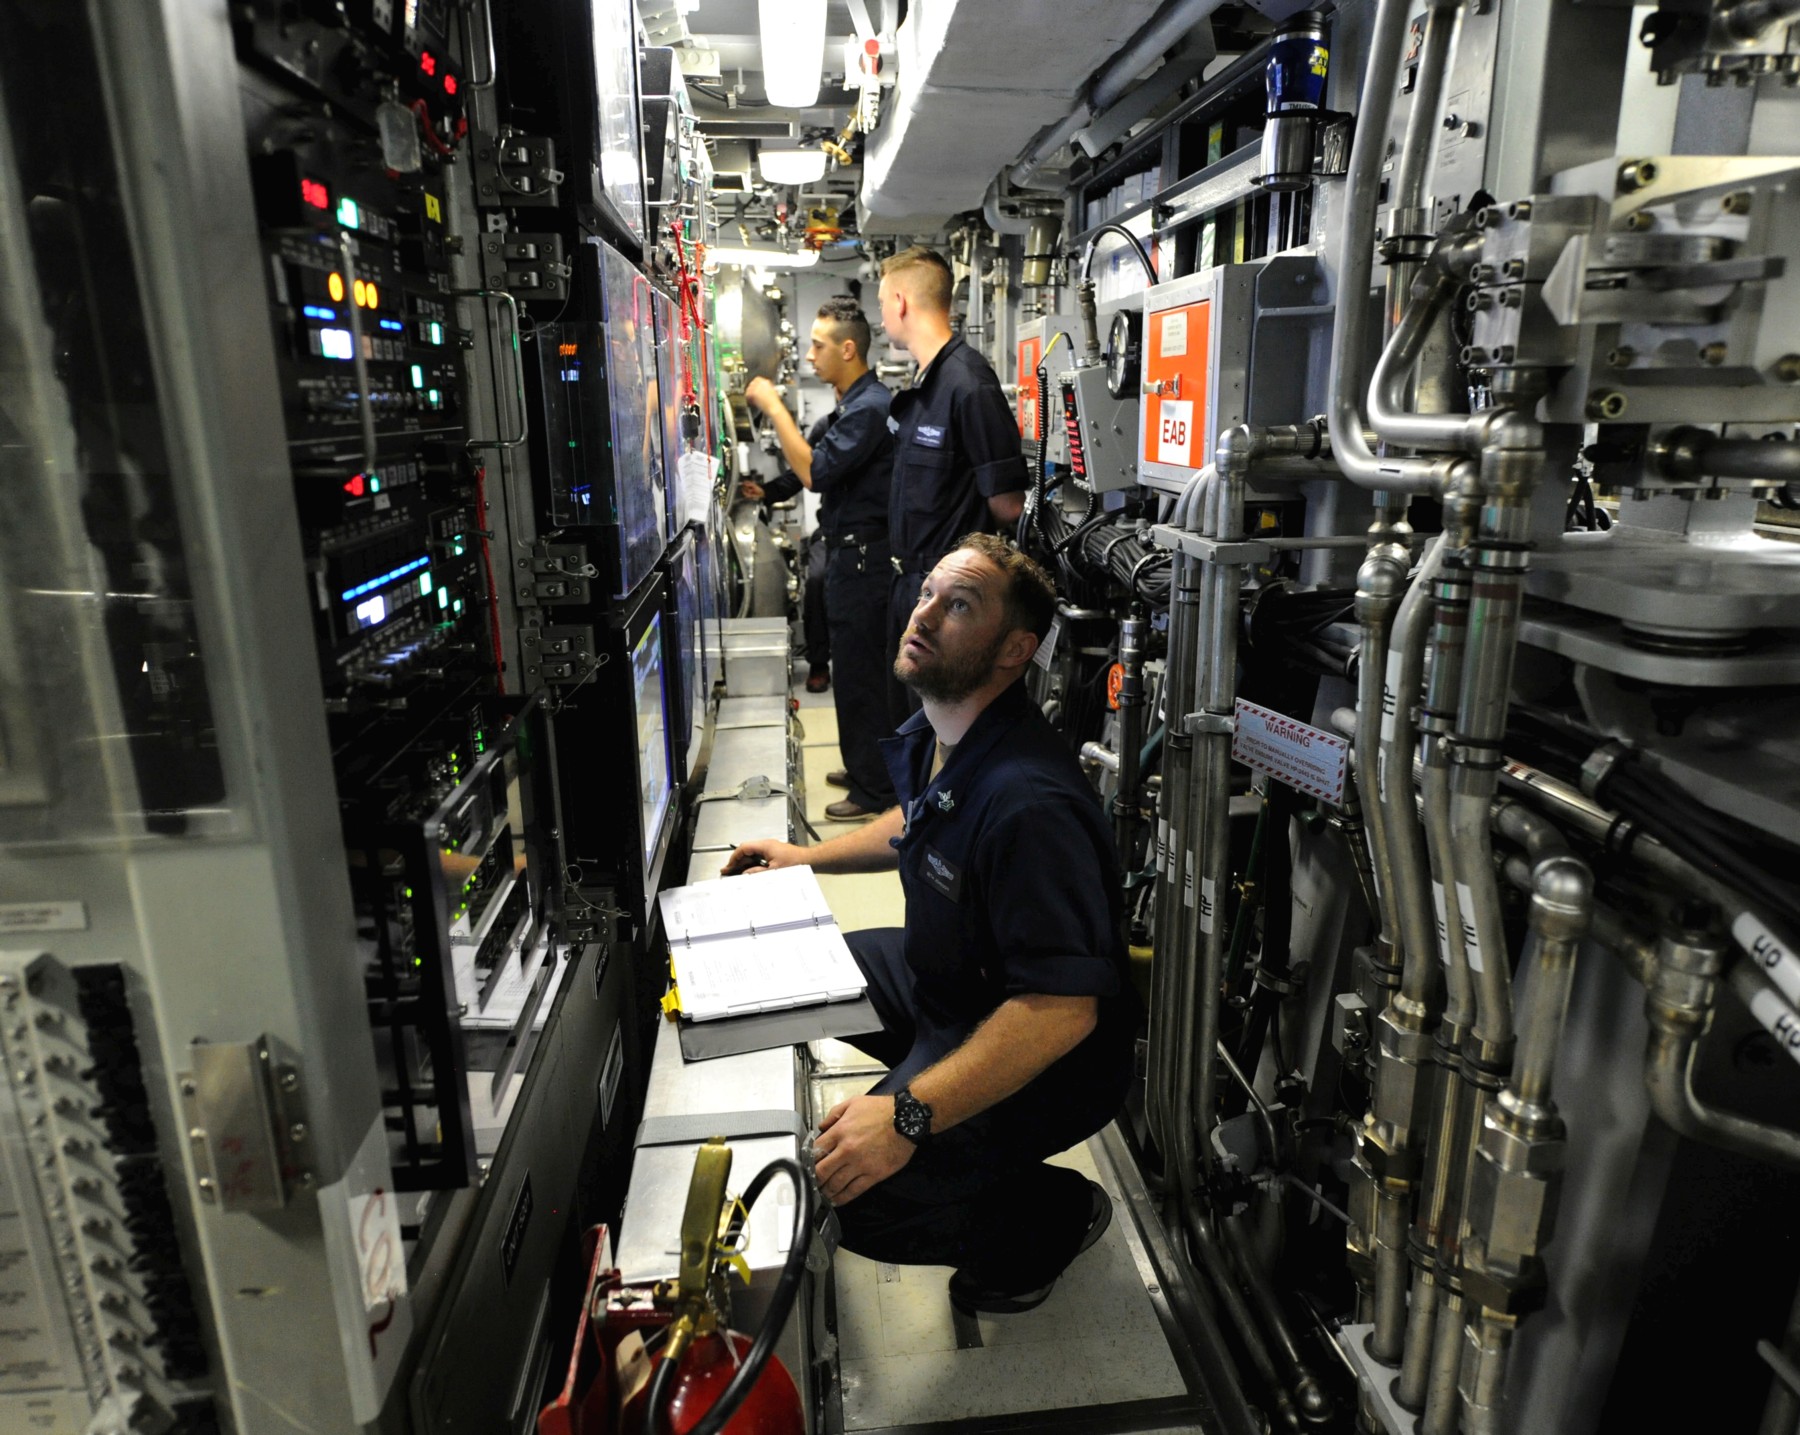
706 246 820 270
758 149 827 186
758 0 826 108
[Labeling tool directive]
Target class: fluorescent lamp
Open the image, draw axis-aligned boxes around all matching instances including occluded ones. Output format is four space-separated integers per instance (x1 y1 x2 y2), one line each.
706 246 819 269
758 149 828 185
758 0 826 108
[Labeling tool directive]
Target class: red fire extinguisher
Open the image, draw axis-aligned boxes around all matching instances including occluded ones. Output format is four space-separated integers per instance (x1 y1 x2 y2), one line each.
541 1139 813 1435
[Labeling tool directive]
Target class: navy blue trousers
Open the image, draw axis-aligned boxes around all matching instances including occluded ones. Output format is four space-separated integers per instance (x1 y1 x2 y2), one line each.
833 928 1097 1290
825 542 896 812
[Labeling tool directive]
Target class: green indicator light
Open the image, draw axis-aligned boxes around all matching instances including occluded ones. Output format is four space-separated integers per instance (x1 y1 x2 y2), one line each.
420 572 433 595
411 364 424 388
370 476 381 493
428 388 441 406
438 587 451 609
453 598 465 613
402 886 413 899
337 196 360 229
567 440 578 449
453 541 465 556
430 321 444 345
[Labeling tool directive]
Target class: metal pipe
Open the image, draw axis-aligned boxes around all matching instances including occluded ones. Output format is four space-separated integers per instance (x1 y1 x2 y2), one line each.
1459 1309 1517 1435
1444 418 1543 1072
1655 427 1800 483
1390 0 1458 217
1384 0 1459 347
1116 613 1149 858
1758 1278 1800 1435
1148 469 1211 1162
1221 1210 1333 1424
1642 913 1800 1167
1010 0 1231 187
1354 516 1412 968
1381 532 1447 1019
981 179 1035 237
1080 741 1121 774
1419 550 1474 1034
1423 1281 1468 1434
1322 0 1458 496
1508 855 1593 1119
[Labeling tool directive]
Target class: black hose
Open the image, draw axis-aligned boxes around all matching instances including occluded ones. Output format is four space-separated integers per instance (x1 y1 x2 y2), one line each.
643 1353 678 1435
1082 222 1157 285
660 1157 816 1435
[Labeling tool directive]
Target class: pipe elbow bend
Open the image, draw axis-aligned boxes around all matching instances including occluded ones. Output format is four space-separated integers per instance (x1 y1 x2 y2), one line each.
1529 855 1593 937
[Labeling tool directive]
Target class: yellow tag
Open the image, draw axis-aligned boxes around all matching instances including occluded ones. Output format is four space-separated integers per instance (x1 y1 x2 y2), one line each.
1311 47 1329 77
661 986 682 1018
722 1252 752 1286
425 192 443 223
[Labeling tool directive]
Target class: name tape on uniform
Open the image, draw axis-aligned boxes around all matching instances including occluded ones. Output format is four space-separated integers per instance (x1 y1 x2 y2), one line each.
1230 700 1348 806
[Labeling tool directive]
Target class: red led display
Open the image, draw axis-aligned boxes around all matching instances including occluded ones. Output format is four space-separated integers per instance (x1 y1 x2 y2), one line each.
443 73 457 95
344 474 367 497
419 50 437 76
301 177 331 210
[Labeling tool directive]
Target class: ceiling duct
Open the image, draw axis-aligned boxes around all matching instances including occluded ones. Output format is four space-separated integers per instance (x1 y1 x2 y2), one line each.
860 0 1200 222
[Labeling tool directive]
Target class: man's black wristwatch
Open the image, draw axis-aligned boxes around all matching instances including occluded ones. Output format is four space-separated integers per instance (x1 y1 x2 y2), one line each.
892 1087 934 1147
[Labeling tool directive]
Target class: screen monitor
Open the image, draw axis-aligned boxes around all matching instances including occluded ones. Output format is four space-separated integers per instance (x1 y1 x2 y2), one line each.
536 240 667 597
631 608 675 880
588 0 647 246
651 288 686 541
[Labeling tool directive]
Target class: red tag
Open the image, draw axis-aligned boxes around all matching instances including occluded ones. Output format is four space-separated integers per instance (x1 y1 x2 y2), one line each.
1107 663 1125 711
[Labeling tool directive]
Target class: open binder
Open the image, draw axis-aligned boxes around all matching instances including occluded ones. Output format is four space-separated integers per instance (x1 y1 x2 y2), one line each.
658 867 882 1060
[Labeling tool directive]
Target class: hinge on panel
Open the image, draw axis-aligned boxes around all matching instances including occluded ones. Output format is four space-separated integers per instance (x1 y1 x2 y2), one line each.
178 1036 310 1211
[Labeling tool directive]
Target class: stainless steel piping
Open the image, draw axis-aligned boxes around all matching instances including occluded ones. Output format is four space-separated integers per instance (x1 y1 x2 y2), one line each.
1323 0 1460 496
1385 0 1459 334
1446 409 1545 1076
1644 916 1800 1169
1380 531 1448 1023
1148 469 1211 1163
1458 852 1593 1435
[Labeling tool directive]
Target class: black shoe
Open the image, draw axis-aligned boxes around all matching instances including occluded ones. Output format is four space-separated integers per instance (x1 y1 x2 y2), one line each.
947 1180 1113 1316
805 666 831 693
825 769 850 789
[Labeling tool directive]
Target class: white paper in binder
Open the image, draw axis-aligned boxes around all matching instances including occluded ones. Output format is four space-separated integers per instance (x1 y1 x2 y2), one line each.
658 866 866 1021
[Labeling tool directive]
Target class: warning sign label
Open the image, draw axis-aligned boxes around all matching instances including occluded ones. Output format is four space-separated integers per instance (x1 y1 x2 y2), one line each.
1230 700 1348 805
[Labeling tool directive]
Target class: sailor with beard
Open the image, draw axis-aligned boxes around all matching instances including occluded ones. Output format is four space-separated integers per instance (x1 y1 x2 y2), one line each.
722 533 1137 1316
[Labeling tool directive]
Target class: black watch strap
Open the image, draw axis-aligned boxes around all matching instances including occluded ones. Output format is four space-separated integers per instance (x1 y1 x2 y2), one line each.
892 1087 934 1146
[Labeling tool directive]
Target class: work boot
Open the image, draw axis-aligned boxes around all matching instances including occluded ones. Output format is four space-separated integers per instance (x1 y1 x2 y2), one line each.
947 1180 1113 1316
824 797 876 822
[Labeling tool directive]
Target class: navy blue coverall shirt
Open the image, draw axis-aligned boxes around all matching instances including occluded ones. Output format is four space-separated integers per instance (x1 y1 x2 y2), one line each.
835 679 1138 1289
884 338 1029 726
764 374 897 809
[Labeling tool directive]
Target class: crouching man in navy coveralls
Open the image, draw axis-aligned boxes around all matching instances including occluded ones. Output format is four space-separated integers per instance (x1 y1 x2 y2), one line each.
722 533 1138 1315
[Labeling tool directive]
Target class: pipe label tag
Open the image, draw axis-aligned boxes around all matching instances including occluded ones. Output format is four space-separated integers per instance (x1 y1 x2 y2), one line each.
1747 985 1800 1070
1231 699 1348 805
1200 876 1217 934
1431 881 1451 967
1734 911 1800 1009
1455 881 1485 972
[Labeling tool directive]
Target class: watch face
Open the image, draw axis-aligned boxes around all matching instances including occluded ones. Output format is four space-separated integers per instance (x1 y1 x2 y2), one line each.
895 1091 931 1140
